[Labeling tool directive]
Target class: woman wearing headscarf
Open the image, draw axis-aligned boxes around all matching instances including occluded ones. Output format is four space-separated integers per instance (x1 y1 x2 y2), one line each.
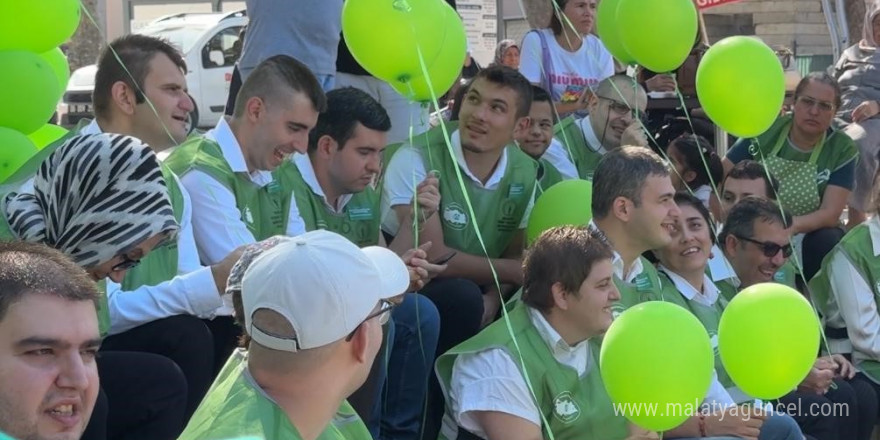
834 0 880 226
492 39 520 69
1 133 189 439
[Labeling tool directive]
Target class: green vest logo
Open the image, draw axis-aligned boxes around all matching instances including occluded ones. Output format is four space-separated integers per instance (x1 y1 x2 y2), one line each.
610 302 627 320
443 203 468 231
553 392 580 423
708 331 719 357
243 207 255 225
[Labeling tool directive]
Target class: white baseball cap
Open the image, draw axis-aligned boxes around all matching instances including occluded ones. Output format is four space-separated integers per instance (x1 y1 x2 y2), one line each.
241 230 410 352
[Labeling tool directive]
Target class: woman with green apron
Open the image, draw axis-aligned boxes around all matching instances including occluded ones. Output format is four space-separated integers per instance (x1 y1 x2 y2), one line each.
722 72 858 280
1 133 188 439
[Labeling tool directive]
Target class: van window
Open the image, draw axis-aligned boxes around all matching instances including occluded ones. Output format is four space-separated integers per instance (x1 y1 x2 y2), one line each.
202 26 243 69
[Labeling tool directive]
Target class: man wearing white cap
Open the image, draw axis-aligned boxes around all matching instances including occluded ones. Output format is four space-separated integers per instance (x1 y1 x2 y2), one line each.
179 230 411 440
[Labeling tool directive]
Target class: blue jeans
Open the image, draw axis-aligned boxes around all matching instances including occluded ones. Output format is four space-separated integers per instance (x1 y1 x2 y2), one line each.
672 412 802 440
367 293 440 440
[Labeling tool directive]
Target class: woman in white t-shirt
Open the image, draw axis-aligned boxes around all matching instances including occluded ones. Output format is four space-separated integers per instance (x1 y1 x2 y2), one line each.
519 0 614 118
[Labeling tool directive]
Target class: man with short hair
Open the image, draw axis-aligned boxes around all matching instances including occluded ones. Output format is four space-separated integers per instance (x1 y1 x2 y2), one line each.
515 85 565 195
0 241 102 440
590 146 679 311
273 86 442 439
166 54 327 265
545 74 649 180
180 230 410 440
381 65 536 439
719 160 779 223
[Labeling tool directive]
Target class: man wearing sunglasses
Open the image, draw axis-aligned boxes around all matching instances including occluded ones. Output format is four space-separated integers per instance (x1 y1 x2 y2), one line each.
180 230 410 440
544 74 648 180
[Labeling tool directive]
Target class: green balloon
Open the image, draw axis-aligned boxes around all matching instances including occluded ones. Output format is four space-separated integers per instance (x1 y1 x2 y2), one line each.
617 0 697 73
0 127 39 184
526 179 592 244
342 0 447 83
718 283 820 400
0 50 62 135
600 301 714 432
696 36 785 138
40 47 71 92
391 4 466 102
27 123 69 150
0 0 81 53
596 0 635 66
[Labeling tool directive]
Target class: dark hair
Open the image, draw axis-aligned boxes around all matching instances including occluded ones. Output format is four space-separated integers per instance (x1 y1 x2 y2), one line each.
473 65 534 119
450 79 472 122
592 146 670 219
722 160 778 201
0 241 99 321
522 226 614 313
233 55 328 117
674 191 716 244
529 85 556 123
794 71 842 109
669 134 723 189
308 87 391 154
93 34 187 120
718 197 792 246
549 0 571 36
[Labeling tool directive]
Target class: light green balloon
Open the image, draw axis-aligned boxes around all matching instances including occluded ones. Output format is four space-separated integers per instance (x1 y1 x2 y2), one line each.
40 47 71 92
526 179 592 244
0 50 62 135
617 0 697 73
391 4 466 102
696 36 785 138
600 301 714 432
342 0 447 83
718 283 820 400
0 0 81 53
596 0 635 66
27 123 69 150
0 127 39 184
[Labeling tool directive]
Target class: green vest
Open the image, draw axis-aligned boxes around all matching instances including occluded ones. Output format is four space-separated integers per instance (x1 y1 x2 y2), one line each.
180 350 372 440
654 272 731 389
407 123 537 258
554 116 604 180
536 158 564 196
164 137 287 241
119 164 184 291
273 159 381 247
436 302 629 440
609 257 664 319
810 222 880 382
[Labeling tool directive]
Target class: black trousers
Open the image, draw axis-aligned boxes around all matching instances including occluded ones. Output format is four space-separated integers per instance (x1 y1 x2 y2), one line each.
100 315 215 420
81 351 188 440
202 315 242 375
802 227 845 281
777 377 877 440
419 278 484 440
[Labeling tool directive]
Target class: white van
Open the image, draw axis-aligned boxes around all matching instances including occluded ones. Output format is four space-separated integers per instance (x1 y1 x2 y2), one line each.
58 10 248 131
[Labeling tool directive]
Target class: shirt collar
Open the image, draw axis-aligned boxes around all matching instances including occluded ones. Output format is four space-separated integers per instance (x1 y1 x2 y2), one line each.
577 116 606 154
80 119 103 135
293 153 353 213
526 306 591 375
588 220 643 283
869 216 880 257
205 117 273 187
658 265 720 306
707 249 741 289
451 129 509 190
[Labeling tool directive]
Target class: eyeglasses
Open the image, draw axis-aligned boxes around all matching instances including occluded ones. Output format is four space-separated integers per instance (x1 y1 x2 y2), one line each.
795 96 835 113
345 299 397 341
597 96 646 124
734 235 793 258
111 255 141 272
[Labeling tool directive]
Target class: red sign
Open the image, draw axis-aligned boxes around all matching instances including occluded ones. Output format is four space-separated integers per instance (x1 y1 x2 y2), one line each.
697 0 741 10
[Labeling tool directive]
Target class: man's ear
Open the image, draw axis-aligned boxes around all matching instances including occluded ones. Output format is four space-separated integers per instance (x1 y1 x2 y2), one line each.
587 93 600 113
723 234 738 257
611 196 632 222
110 81 138 116
514 115 531 138
316 135 336 159
349 323 372 365
244 96 266 123
551 281 570 310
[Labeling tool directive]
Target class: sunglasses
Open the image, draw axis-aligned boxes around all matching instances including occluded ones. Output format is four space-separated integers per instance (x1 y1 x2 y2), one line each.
111 255 141 272
345 299 397 342
735 235 793 258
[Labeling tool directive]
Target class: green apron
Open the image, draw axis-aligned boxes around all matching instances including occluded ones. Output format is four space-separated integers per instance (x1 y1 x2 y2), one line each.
760 120 826 217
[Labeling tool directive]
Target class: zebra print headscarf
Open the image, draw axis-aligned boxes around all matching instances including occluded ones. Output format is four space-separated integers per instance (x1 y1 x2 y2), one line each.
3 133 179 268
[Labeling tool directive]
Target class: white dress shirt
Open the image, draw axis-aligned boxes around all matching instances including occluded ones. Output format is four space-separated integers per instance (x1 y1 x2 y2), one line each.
543 116 606 180
380 129 534 235
82 120 225 334
179 118 301 264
